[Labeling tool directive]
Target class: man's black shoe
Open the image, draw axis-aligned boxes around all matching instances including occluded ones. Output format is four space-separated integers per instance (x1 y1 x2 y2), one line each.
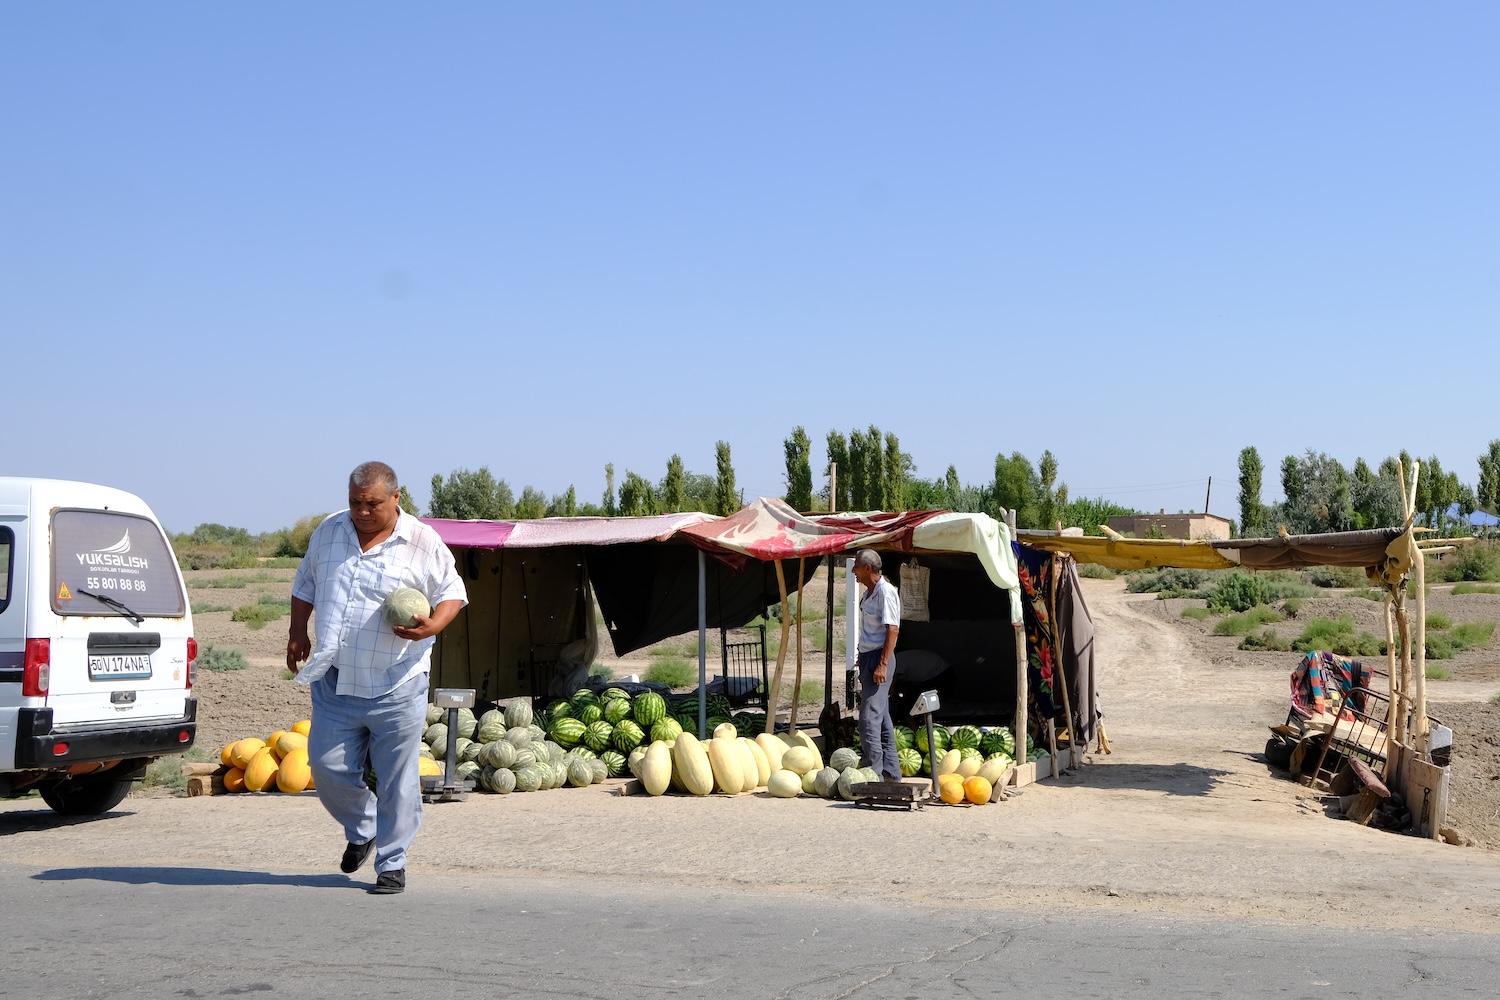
370 869 406 894
340 839 375 874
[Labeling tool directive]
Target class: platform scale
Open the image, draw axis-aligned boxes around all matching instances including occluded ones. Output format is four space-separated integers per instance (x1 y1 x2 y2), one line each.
852 689 942 811
421 687 478 803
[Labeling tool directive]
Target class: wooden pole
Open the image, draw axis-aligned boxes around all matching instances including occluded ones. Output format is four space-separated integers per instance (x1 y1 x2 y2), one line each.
1413 535 1430 748
829 462 837 515
764 560 791 735
1007 509 1028 754
1381 590 1400 782
790 558 806 735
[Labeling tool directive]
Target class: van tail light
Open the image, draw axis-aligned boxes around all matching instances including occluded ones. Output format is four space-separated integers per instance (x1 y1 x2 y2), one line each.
186 637 198 690
23 639 50 697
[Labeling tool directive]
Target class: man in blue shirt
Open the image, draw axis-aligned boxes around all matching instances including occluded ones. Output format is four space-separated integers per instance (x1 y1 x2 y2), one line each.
853 548 901 781
288 461 467 894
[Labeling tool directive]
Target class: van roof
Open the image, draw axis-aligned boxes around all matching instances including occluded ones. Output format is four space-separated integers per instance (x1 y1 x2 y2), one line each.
0 477 157 519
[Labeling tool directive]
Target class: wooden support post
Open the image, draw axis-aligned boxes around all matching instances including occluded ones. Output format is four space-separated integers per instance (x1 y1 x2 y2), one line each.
1381 591 1400 782
764 560 792 735
1413 534 1430 747
789 558 806 735
1007 509 1028 754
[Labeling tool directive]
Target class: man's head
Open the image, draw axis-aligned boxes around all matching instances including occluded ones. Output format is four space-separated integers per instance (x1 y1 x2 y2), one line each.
348 461 402 537
852 548 882 588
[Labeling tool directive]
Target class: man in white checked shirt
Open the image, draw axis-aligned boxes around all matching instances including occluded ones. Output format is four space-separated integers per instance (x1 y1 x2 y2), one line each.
288 461 467 894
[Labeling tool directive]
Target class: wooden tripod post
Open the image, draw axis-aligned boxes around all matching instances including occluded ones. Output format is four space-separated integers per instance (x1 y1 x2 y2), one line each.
764 560 792 735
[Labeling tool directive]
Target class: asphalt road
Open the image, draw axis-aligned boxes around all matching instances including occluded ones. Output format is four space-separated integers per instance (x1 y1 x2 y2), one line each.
1 862 1494 1000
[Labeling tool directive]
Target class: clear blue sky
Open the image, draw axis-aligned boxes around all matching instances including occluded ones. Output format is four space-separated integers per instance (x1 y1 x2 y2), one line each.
4 4 1496 533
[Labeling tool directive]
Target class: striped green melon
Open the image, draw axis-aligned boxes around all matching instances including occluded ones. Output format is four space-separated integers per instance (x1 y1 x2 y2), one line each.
548 699 575 720
483 740 516 770
706 695 732 718
457 760 481 781
425 704 444 726
455 708 478 740
894 725 915 752
531 708 551 732
601 687 630 701
489 767 516 794
583 720 614 753
813 766 841 799
566 757 594 788
504 699 534 730
980 727 1016 758
632 692 667 727
513 765 543 792
588 758 607 783
578 704 603 726
511 747 537 770
503 727 532 749
476 711 507 743
458 739 482 764
550 717 586 749
600 749 627 778
950 725 982 751
650 717 683 743
898 747 922 777
603 698 631 725
612 719 644 754
674 712 698 733
424 722 448 748
915 724 949 755
570 688 599 709
382 586 430 627
569 746 597 761
959 746 982 763
418 744 434 760
829 747 860 771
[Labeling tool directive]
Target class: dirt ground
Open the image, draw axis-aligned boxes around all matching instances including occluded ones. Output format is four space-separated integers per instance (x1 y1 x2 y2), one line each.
11 573 1499 932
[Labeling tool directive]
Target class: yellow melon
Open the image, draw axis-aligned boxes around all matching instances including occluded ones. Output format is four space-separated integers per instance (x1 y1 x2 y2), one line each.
243 747 280 792
275 731 309 758
223 767 246 793
276 749 312 793
938 773 966 804
418 757 443 778
266 731 288 759
291 719 312 738
963 775 993 805
229 738 266 770
219 743 236 767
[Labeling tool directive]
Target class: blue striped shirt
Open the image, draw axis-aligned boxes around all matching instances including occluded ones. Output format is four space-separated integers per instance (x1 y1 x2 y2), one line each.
292 510 467 698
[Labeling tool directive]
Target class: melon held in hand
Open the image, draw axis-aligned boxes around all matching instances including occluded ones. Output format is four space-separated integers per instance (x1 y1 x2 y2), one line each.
383 587 430 628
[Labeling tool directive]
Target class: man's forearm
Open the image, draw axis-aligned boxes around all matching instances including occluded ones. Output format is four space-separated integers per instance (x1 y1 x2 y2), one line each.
881 626 898 665
428 599 464 633
290 597 313 637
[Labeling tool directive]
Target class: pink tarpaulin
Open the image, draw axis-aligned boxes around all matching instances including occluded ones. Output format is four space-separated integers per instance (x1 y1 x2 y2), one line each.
678 497 945 564
420 513 715 550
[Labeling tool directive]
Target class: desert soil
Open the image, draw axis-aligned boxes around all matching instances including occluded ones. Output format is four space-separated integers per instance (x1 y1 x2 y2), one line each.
5 573 1499 932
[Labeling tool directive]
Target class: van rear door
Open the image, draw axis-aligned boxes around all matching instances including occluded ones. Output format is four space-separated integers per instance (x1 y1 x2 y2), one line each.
46 509 192 728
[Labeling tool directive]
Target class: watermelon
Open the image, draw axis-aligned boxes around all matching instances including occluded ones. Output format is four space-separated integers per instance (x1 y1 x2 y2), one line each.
569 746 597 761
513 765 544 792
578 704 604 727
898 748 922 777
603 698 631 725
489 767 516 794
424 723 449 752
915 724 950 755
813 766 842 799
706 695 732 718
894 726 915 752
950 725 982 751
612 719 645 754
985 751 1014 768
511 747 537 770
674 712 699 734
829 747 860 771
566 757 594 788
959 746 982 763
549 717 585 749
632 692 667 728
601 687 630 702
382 587 430 627
457 760 481 781
980 728 1016 758
583 721 614 753
476 711 506 743
600 749 627 778
571 689 599 709
531 707 552 732
836 766 864 801
458 739 482 764
548 700 575 721
504 699 533 730
650 717 683 743
503 727 532 749
482 741 515 769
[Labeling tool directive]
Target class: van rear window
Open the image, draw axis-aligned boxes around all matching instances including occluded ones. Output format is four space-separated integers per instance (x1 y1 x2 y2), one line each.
51 510 186 618
0 527 12 613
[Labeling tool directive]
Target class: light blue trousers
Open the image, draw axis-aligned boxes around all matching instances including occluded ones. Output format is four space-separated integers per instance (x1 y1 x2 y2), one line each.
308 670 427 874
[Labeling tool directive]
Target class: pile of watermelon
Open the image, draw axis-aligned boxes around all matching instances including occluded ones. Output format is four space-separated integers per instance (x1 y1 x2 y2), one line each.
419 697 610 794
826 721 1018 779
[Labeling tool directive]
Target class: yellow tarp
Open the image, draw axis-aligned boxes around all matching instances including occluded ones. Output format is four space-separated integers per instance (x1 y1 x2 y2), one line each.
1017 534 1239 572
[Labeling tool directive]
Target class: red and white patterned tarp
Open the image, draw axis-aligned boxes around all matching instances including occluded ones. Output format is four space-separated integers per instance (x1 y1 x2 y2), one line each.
421 512 714 550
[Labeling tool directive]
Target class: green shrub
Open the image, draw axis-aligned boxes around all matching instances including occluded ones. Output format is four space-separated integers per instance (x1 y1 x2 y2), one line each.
588 662 612 679
1453 582 1500 596
1292 614 1382 657
784 680 823 706
1306 566 1366 588
1424 633 1455 660
1181 606 1213 621
1126 568 1213 595
1439 543 1500 583
1425 664 1453 680
1490 691 1500 705
1451 622 1495 649
644 657 696 688
197 643 249 673
276 513 330 558
191 602 232 614
188 576 251 589
1240 629 1291 652
1350 588 1385 602
1076 563 1117 580
1282 597 1304 617
1206 571 1267 612
260 557 303 569
1426 612 1452 631
231 602 288 630
1213 605 1284 636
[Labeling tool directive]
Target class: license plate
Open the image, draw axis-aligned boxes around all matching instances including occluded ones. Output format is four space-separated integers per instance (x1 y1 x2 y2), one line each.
88 654 153 680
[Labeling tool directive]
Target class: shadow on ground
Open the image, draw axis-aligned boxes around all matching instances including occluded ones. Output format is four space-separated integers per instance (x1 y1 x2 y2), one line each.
1056 762 1231 796
32 866 354 889
0 808 134 836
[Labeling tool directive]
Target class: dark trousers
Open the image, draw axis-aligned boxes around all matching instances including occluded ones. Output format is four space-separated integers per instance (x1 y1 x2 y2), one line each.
857 648 899 778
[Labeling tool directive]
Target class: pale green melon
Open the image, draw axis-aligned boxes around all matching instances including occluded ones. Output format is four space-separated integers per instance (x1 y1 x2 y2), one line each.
382 587 430 627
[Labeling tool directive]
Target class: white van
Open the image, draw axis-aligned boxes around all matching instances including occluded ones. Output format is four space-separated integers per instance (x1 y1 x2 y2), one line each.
0 478 198 814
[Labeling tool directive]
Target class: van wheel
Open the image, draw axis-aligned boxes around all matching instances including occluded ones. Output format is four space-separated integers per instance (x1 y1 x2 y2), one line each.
40 776 134 816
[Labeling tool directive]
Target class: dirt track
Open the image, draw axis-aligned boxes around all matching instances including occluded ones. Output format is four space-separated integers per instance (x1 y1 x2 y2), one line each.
5 579 1499 932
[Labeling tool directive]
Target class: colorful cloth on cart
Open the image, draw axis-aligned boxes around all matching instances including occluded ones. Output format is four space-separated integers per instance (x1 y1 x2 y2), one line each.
1291 650 1372 720
1015 545 1057 722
